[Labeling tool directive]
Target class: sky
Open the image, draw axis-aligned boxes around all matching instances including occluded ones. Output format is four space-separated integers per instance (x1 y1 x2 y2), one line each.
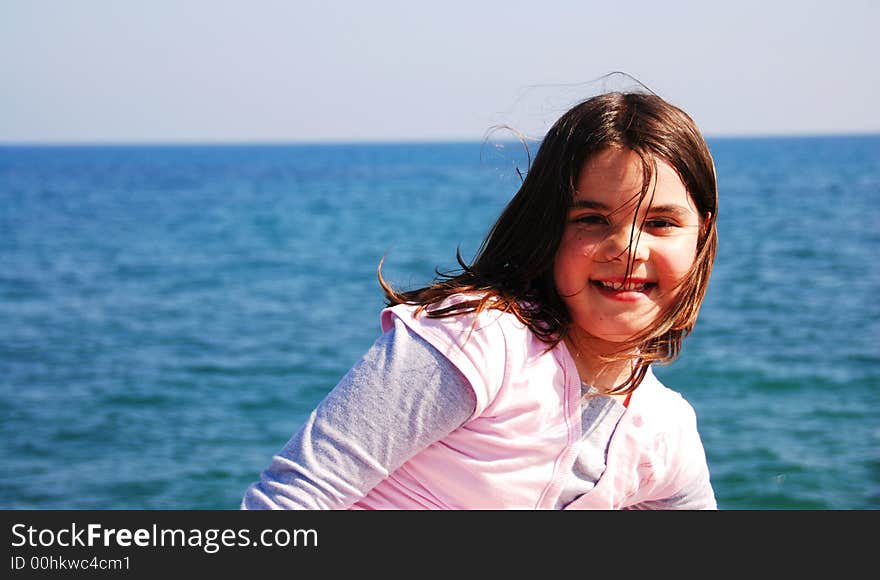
2 0 878 143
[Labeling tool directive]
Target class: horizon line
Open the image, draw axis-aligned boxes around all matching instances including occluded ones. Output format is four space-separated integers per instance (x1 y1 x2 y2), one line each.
2 129 879 148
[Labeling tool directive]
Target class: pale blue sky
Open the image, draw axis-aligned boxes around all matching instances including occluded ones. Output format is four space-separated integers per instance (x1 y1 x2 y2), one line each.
2 0 878 143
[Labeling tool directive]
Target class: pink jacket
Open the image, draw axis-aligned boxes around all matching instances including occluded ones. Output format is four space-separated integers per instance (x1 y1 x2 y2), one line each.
350 296 715 510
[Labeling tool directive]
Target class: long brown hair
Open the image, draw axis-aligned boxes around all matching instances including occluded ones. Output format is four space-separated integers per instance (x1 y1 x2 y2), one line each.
379 91 718 395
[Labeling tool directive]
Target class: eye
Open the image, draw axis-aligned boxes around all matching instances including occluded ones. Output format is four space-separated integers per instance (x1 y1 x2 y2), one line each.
644 218 677 229
573 214 609 226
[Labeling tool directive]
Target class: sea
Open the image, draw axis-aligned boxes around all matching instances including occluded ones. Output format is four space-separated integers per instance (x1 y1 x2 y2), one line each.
1 136 878 510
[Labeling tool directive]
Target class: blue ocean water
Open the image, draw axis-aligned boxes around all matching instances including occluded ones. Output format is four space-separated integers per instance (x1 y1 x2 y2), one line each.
1 137 878 510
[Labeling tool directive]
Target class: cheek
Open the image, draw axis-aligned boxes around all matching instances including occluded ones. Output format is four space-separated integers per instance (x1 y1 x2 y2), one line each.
558 231 599 261
553 235 595 285
657 240 699 286
551 251 570 291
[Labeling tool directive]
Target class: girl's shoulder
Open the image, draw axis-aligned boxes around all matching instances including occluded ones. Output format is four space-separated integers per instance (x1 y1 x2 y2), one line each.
630 370 700 431
381 293 541 418
381 292 527 337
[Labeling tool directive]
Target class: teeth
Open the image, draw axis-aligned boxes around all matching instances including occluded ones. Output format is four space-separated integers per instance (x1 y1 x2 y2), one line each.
598 280 648 291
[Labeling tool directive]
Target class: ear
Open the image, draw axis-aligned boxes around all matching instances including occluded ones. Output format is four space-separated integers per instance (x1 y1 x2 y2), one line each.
702 212 713 234
696 212 713 243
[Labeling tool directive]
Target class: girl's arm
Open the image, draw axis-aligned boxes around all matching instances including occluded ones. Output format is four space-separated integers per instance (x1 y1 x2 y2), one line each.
623 464 717 510
241 318 476 510
625 405 718 510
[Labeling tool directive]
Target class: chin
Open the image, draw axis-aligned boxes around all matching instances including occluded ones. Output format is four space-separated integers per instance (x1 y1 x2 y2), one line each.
592 332 640 344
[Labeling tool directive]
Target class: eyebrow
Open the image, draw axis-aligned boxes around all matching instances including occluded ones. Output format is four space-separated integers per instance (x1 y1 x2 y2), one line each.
569 200 611 210
644 204 694 218
569 199 693 218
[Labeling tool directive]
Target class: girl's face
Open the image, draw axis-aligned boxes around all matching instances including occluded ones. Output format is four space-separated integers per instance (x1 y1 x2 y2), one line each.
554 147 703 344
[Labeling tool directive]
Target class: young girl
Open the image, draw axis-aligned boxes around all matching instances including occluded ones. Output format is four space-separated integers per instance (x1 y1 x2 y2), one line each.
241 90 719 509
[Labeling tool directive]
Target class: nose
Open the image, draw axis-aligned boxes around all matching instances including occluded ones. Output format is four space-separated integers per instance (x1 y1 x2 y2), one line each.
596 221 649 264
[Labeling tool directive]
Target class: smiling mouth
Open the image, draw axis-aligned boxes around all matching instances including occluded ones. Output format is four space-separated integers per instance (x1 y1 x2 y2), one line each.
591 279 656 292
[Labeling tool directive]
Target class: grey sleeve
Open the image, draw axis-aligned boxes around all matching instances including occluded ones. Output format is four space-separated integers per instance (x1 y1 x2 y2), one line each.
241 317 477 510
